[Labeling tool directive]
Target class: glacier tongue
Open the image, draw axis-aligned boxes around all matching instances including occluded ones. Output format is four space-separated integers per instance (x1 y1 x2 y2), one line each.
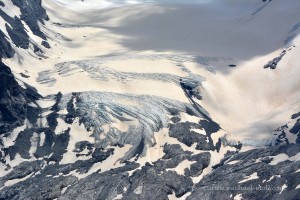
57 91 206 162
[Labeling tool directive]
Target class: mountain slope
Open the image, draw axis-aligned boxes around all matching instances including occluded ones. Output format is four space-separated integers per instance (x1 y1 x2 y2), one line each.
0 0 300 199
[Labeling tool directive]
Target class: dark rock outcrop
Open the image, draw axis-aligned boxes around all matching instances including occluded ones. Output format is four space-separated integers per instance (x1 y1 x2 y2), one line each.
185 152 210 177
41 41 51 49
0 30 15 59
0 9 30 49
188 144 300 200
0 0 50 59
264 50 286 69
0 62 27 134
169 122 213 150
11 0 49 39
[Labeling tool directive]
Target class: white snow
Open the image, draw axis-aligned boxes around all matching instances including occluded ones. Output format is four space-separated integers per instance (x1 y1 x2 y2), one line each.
2 122 27 147
234 194 243 200
113 194 123 200
41 0 300 145
269 153 300 165
60 118 94 165
2 0 298 145
238 172 259 183
39 132 46 146
169 159 196 176
29 132 39 157
269 154 290 165
279 184 287 194
227 160 240 165
36 99 56 108
133 185 143 195
168 191 192 200
4 172 34 187
190 128 206 136
0 1 21 19
265 175 281 183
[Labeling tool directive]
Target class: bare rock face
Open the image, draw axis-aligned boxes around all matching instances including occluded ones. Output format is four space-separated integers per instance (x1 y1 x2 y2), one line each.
0 0 47 131
0 0 49 59
187 144 300 200
0 30 14 59
0 60 41 134
263 50 286 69
10 0 49 39
0 61 27 134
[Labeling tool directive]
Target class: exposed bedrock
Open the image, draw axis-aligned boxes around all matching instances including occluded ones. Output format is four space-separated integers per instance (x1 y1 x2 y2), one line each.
1 139 298 200
11 0 49 39
0 61 31 134
0 144 210 199
0 0 50 59
273 111 300 145
264 50 286 69
0 30 15 59
188 144 300 200
169 120 220 151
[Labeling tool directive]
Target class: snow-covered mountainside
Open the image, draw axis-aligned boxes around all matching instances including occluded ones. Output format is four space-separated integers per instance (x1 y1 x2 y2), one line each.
0 0 300 199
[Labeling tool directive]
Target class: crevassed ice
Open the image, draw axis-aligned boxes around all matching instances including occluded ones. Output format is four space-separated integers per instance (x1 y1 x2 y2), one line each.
58 91 205 161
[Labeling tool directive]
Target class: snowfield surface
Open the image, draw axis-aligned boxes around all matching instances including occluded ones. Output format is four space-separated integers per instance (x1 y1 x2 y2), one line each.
1 0 300 199
19 0 300 142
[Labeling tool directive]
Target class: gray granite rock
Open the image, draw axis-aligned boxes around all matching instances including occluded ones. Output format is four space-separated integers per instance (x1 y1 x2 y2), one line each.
0 62 27 134
187 144 300 200
169 122 213 150
0 0 49 58
0 30 15 59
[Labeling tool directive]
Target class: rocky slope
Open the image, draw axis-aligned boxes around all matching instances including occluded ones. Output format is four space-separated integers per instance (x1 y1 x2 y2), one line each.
0 61 27 134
